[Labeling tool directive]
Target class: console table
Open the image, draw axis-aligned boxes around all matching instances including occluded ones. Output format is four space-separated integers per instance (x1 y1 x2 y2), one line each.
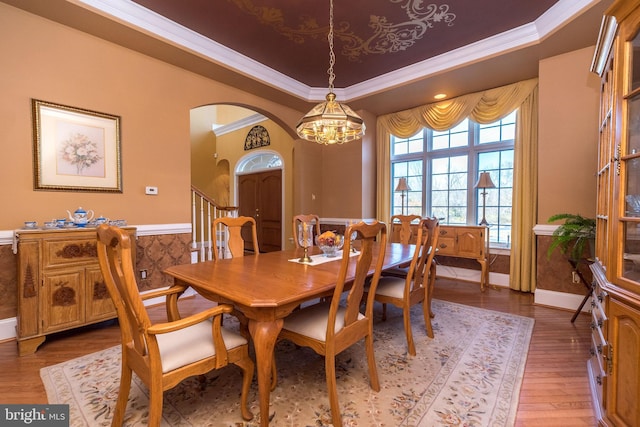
15 227 136 355
436 225 489 291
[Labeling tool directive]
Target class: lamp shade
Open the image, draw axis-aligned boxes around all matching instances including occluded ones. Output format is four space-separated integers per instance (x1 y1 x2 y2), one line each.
395 177 411 192
475 172 495 189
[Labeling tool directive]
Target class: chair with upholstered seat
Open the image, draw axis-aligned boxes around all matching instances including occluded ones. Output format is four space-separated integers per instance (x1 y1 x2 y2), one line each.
372 217 439 356
277 220 387 427
292 213 321 248
383 214 422 276
379 214 422 318
96 225 254 426
213 216 259 260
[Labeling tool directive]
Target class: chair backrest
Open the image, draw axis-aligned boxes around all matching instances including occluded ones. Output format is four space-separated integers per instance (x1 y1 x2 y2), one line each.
292 214 321 248
408 217 440 292
213 216 259 260
389 214 422 244
96 225 151 357
327 220 387 339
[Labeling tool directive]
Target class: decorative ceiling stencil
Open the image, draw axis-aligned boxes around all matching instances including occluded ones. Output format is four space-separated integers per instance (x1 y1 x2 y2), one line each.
130 0 563 87
227 0 456 61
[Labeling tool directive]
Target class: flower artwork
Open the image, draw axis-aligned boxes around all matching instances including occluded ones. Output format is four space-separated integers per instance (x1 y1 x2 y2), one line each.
33 99 122 192
60 133 103 175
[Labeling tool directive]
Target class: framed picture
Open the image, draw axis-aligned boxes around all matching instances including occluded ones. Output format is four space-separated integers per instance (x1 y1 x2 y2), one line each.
32 99 122 192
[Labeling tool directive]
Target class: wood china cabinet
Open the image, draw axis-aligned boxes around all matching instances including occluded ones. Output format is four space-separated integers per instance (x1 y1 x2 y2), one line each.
590 0 640 424
15 227 136 355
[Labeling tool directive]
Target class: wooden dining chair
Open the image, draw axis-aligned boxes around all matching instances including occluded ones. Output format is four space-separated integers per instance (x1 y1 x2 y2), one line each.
292 213 321 248
389 214 422 245
212 215 259 260
96 225 254 426
278 220 387 427
383 214 422 276
372 217 439 356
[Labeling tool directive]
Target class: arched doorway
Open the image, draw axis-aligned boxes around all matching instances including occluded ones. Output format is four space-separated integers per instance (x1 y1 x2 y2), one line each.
191 104 293 252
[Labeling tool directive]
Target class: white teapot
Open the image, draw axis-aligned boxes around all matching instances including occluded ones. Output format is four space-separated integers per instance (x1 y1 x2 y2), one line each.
67 207 94 227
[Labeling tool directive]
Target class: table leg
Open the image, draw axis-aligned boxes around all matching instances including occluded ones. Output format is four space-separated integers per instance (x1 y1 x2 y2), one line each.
478 259 488 292
248 318 283 427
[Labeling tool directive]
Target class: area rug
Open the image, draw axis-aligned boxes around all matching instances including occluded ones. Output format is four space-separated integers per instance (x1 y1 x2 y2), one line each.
41 299 534 426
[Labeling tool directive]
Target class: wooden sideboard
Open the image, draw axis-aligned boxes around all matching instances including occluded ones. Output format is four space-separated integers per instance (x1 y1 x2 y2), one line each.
15 227 136 355
436 225 489 291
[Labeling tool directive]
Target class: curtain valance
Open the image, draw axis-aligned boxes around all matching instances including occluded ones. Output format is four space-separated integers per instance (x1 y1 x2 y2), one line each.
377 78 538 135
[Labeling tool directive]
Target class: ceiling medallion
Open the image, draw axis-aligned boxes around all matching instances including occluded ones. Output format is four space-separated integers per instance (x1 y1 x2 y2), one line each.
227 0 456 61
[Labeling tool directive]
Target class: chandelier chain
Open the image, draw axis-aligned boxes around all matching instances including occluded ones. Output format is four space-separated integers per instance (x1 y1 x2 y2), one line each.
327 0 335 93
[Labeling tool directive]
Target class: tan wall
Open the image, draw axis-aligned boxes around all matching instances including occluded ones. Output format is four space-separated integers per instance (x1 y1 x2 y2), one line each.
537 46 600 295
190 106 217 199
0 3 304 229
538 46 600 223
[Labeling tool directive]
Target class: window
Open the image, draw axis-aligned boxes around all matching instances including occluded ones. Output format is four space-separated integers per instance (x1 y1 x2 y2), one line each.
390 112 516 247
237 152 282 173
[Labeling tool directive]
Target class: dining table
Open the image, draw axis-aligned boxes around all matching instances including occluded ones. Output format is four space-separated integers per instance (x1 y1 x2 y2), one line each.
164 242 414 427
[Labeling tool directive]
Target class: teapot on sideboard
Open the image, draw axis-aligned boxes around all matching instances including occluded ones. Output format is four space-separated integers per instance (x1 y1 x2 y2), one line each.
67 207 94 227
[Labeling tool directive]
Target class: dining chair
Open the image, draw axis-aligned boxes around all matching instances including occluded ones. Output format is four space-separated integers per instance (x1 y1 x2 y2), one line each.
372 217 439 356
96 225 254 426
277 220 387 427
383 214 422 276
292 213 321 248
212 215 259 260
389 214 422 245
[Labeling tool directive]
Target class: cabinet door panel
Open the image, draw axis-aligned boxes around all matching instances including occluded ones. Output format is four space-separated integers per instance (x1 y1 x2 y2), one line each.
456 230 484 258
607 298 640 426
85 267 116 322
42 270 84 332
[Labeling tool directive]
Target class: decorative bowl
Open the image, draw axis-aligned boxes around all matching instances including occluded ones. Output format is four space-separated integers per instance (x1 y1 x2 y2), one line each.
315 232 344 257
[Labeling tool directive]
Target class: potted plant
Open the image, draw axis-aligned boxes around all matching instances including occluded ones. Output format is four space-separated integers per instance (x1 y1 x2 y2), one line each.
547 213 596 261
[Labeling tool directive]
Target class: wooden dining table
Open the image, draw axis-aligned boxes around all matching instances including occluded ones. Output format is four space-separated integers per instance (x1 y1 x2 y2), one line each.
164 242 414 427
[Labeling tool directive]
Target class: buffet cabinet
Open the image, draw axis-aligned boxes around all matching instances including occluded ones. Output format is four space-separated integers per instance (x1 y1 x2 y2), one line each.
590 0 640 424
436 225 489 291
15 227 136 355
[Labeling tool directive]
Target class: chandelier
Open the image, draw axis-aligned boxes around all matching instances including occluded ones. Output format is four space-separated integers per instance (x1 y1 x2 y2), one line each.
295 0 365 145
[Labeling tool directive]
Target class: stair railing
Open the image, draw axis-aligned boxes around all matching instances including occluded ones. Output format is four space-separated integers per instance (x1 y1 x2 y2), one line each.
190 185 238 262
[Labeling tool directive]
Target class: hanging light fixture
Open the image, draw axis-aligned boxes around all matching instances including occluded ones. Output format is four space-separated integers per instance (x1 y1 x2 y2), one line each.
296 0 365 145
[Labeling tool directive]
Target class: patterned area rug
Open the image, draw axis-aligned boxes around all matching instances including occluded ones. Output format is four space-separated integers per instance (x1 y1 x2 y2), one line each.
41 299 534 426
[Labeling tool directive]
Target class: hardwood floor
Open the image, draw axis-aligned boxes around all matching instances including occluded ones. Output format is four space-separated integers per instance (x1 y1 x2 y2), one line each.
0 278 596 426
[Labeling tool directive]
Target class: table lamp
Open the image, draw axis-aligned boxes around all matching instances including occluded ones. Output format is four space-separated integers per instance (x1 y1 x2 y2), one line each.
475 172 495 226
395 177 411 215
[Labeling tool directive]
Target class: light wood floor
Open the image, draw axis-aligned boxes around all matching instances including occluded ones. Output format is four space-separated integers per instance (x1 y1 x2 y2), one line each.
0 278 596 426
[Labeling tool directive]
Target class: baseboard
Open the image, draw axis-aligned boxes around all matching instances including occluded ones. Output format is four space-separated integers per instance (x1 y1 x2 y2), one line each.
0 287 198 343
436 265 509 288
534 288 591 312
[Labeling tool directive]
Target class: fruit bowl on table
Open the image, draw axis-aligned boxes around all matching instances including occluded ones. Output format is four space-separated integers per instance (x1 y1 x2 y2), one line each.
315 232 344 257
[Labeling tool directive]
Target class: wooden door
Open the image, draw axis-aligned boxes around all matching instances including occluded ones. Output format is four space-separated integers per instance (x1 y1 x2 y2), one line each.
238 169 282 252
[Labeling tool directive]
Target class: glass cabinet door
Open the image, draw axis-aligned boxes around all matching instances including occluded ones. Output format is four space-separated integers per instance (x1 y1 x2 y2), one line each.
620 31 640 284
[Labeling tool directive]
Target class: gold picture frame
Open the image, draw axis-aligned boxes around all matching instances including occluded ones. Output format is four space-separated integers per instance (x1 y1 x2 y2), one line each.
32 99 122 192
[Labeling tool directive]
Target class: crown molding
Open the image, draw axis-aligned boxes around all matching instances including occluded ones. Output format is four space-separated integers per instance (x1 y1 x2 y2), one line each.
213 113 267 136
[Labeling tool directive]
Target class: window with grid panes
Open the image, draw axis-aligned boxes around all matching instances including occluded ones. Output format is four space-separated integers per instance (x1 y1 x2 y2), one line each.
390 111 515 247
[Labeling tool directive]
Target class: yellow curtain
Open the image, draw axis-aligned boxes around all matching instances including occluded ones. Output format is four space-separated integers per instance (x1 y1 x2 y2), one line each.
376 78 539 292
